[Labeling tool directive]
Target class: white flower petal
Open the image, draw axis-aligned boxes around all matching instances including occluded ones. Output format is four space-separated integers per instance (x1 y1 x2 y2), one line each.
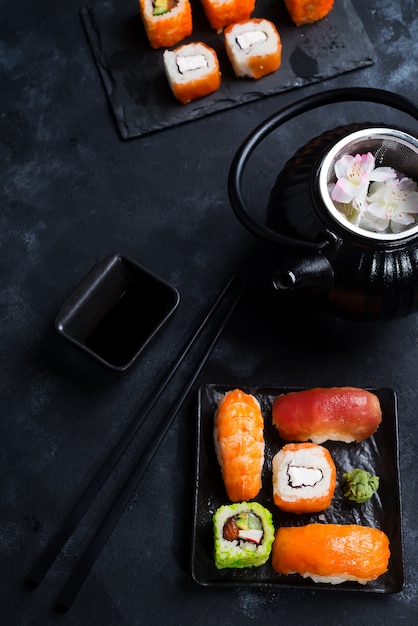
391 213 416 225
369 166 397 182
366 202 388 218
334 154 354 179
361 215 389 231
332 187 352 204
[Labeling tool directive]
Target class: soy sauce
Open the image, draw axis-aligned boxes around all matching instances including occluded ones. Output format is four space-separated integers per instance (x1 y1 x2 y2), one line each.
85 287 166 368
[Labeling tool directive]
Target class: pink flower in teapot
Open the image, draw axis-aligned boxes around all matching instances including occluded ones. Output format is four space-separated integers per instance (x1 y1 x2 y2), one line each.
365 176 418 232
330 152 418 234
331 152 395 212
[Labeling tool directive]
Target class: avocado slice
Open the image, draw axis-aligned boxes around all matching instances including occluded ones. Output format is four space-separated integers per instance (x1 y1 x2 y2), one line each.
153 0 169 16
235 512 262 531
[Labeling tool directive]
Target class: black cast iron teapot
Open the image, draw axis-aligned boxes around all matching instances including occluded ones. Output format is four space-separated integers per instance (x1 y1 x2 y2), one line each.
228 88 418 321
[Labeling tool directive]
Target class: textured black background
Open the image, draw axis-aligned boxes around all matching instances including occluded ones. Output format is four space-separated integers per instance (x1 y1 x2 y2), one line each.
1 0 418 624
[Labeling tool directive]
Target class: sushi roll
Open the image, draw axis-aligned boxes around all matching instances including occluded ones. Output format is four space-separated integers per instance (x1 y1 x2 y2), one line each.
139 0 193 49
163 42 221 104
284 0 334 26
272 442 336 513
214 389 264 502
272 523 390 584
272 387 382 444
213 501 275 569
200 0 256 34
224 19 282 80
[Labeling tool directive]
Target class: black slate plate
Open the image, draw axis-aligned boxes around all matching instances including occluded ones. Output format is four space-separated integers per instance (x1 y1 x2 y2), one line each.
80 0 375 139
191 385 404 593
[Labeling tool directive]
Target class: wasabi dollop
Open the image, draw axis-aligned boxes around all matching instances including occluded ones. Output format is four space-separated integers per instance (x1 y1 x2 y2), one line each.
343 468 379 503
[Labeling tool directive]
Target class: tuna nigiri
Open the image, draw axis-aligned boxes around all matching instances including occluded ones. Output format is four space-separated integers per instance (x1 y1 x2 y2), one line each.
272 523 390 584
272 387 382 444
272 443 336 513
284 0 334 26
214 389 264 502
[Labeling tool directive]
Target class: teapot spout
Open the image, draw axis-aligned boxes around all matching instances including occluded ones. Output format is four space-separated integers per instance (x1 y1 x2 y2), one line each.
272 254 334 293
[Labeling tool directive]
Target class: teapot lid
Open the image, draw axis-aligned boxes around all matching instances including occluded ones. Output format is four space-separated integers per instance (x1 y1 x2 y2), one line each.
318 128 418 241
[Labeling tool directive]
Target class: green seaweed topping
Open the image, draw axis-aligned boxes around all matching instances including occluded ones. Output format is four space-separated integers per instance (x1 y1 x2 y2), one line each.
343 468 379 503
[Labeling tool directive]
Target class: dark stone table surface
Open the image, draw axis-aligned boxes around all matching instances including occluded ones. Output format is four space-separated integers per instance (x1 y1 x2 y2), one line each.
1 0 418 623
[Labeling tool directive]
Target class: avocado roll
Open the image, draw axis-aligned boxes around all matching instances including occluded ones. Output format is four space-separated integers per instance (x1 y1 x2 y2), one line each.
213 501 274 569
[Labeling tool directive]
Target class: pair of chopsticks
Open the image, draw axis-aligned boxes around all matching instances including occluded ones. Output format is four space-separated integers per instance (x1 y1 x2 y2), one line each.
29 274 243 609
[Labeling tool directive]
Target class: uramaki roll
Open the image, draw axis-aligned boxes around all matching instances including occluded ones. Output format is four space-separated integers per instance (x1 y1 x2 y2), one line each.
163 42 221 104
272 442 336 513
200 0 256 34
224 18 282 79
284 0 334 26
139 0 193 49
272 523 390 584
213 501 275 569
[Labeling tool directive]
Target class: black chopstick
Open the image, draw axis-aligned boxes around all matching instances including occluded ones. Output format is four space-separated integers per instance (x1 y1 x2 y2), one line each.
57 278 243 609
29 274 240 587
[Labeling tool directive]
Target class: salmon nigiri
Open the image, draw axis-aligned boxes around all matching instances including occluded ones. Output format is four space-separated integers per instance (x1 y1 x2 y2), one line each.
272 524 390 584
214 389 264 502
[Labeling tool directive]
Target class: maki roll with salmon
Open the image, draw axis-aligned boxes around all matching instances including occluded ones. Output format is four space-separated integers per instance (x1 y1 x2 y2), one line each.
139 0 193 49
163 42 221 104
284 0 334 26
272 442 336 513
213 502 275 569
214 389 264 502
200 0 256 34
272 523 390 584
224 18 282 79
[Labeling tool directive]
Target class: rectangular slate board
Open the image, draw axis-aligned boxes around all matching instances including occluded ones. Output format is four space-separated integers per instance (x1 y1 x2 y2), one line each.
81 0 375 139
191 385 404 593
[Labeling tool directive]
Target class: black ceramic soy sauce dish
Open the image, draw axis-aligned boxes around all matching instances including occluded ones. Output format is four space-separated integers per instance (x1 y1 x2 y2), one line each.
55 253 180 371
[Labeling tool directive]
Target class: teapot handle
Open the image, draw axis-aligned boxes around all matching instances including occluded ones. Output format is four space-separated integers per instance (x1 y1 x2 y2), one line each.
228 87 418 251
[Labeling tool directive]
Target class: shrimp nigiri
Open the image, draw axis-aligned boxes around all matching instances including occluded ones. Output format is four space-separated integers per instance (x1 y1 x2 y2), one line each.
214 389 264 502
272 524 390 585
